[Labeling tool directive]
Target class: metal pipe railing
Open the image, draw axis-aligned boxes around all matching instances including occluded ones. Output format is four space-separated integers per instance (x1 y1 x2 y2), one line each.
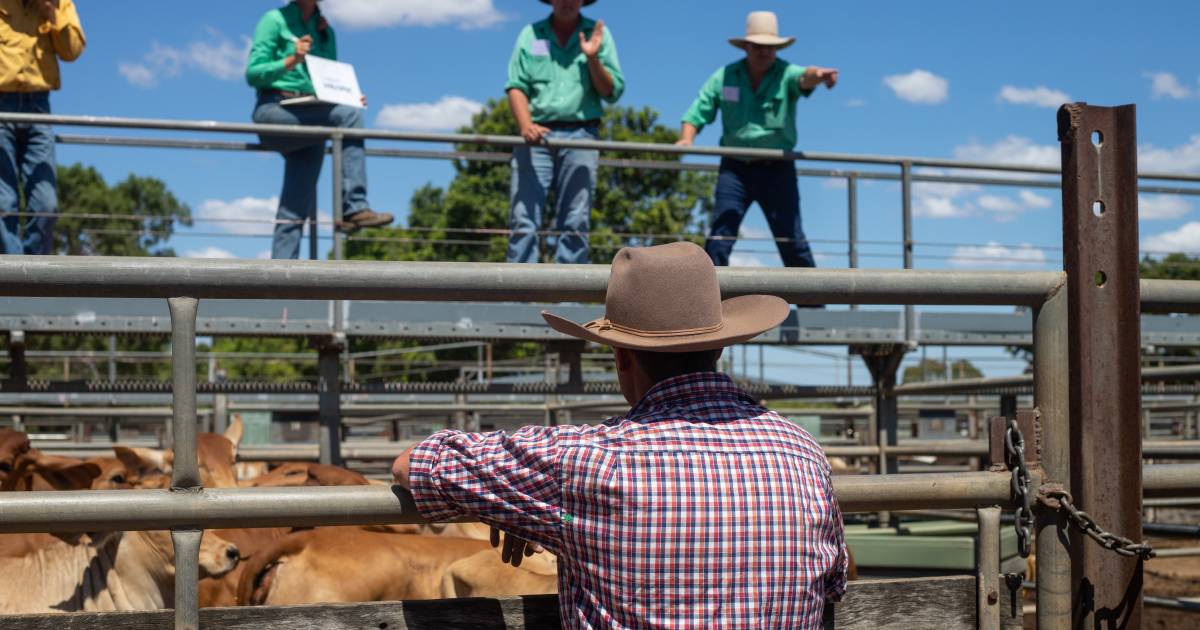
891 362 1200 396
0 256 1067 305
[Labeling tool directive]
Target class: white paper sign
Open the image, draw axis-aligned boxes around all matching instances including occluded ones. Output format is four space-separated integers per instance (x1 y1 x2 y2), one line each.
722 86 740 103
305 55 365 109
530 39 550 56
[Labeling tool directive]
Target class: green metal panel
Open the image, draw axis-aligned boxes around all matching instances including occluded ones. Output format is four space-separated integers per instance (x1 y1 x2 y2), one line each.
793 415 822 437
236 412 272 445
845 520 1019 570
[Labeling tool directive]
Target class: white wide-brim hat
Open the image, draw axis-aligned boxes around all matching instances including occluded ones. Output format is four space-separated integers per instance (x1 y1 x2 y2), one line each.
729 11 795 50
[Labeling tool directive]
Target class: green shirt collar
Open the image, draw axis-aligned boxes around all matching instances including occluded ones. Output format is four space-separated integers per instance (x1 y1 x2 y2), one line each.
531 13 595 52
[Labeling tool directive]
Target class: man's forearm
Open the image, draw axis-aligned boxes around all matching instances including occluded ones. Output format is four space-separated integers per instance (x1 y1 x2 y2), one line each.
507 88 535 130
586 56 614 98
679 122 699 144
391 444 416 488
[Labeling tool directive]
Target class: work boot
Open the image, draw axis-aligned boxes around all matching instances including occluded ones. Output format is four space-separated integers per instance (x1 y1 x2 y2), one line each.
335 209 394 233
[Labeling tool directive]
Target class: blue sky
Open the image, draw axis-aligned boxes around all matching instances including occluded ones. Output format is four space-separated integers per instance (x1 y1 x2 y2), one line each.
44 0 1200 383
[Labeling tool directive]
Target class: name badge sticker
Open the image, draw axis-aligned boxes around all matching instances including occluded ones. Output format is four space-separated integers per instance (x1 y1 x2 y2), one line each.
722 86 740 103
530 39 550 56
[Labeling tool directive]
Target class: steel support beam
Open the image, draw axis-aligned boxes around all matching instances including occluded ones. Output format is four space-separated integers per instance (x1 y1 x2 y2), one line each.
167 297 201 630
316 335 345 467
1060 102 1143 626
1034 287 1072 628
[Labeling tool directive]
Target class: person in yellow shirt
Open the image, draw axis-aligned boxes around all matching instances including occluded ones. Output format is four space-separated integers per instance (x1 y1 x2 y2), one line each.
0 0 84 255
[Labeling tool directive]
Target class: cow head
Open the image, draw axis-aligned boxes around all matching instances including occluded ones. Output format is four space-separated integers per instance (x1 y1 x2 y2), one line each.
0 429 32 486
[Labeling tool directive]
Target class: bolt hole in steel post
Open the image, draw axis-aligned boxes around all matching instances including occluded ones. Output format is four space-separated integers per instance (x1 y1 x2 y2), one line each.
1095 271 1107 287
1093 200 1105 217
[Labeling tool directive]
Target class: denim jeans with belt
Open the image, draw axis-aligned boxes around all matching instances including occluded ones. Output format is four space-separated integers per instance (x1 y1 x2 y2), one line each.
507 126 599 264
704 158 816 268
252 94 370 259
0 92 57 255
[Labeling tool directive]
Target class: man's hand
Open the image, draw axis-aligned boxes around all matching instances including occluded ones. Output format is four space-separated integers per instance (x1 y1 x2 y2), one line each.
674 138 693 147
802 66 839 90
37 0 59 24
520 122 551 145
579 20 604 59
490 526 543 568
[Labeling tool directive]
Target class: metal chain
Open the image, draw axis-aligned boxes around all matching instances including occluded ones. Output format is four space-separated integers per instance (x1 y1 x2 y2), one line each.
1004 417 1035 558
1040 488 1155 560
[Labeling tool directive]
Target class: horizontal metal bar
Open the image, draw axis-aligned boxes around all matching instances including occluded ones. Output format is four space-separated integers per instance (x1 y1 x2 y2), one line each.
0 256 1066 306
0 471 1030 533
1142 463 1200 498
21 112 1196 181
891 363 1200 396
1141 279 1200 313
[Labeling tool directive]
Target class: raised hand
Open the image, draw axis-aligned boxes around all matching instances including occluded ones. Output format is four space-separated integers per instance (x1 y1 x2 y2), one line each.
579 20 604 58
294 35 313 60
37 0 58 24
521 122 551 145
490 526 543 568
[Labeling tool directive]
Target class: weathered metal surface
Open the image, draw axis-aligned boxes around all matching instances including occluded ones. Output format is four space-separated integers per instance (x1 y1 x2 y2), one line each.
1059 102 1143 626
1033 287 1072 627
316 335 344 467
977 506 1002 630
167 298 199 490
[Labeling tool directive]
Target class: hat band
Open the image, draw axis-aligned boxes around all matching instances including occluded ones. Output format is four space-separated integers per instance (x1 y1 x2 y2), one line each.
584 318 725 338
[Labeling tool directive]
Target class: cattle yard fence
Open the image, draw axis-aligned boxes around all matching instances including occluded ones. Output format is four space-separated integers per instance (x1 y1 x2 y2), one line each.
0 104 1198 629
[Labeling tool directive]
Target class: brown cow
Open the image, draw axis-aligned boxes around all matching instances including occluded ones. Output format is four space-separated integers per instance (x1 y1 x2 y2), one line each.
237 528 493 606
441 546 558 598
240 462 369 488
0 529 238 613
0 429 102 491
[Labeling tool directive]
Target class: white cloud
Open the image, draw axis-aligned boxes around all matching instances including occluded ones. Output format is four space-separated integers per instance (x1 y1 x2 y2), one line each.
998 85 1071 108
184 246 236 259
1143 222 1200 255
949 242 1048 269
1139 194 1192 220
912 169 979 219
728 252 769 267
322 0 504 29
117 63 155 88
882 69 948 104
119 30 249 87
1144 71 1191 99
976 195 1020 213
375 96 485 131
1018 190 1053 209
846 99 868 108
1138 135 1200 174
255 249 272 260
198 196 279 235
953 135 1059 168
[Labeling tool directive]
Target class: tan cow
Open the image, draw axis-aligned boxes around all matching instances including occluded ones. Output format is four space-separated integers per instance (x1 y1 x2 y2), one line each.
240 462 369 488
237 528 494 606
0 529 238 613
441 546 558 598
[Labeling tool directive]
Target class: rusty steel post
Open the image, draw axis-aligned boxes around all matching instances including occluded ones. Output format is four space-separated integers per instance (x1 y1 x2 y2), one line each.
1059 102 1143 627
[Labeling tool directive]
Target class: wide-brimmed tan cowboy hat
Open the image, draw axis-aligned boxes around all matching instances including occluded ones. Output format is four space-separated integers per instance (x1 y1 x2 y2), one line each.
541 242 789 352
729 11 795 50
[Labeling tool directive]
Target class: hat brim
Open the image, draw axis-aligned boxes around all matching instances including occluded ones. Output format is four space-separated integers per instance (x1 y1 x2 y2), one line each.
729 35 795 51
541 0 597 5
541 295 790 352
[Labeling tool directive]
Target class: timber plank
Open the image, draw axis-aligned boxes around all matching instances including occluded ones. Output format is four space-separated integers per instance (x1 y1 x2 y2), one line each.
0 577 1000 629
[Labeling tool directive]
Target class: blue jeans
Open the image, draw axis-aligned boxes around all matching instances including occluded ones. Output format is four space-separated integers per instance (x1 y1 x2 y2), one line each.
252 94 370 259
0 92 57 255
507 126 598 264
705 158 816 268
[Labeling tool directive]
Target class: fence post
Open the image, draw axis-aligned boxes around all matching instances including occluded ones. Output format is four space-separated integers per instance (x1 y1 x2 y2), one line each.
977 505 1002 630
213 370 229 435
168 296 201 630
7 330 26 390
1059 102 1143 626
860 344 905 524
317 333 345 467
1034 286 1071 627
901 161 914 346
332 134 345 262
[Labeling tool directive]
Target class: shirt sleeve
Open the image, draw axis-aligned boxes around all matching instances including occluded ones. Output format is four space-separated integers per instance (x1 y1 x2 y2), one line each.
408 426 567 553
598 27 624 104
245 11 288 89
787 63 815 100
44 0 85 62
682 67 723 131
504 26 534 95
822 471 849 602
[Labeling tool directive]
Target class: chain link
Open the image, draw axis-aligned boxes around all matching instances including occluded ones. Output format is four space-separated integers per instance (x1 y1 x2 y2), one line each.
1004 416 1155 561
1041 488 1155 560
1004 417 1035 558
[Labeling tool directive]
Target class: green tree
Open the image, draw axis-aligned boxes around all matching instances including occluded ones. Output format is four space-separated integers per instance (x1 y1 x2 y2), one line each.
1140 253 1200 281
902 358 983 384
54 164 192 256
346 98 715 263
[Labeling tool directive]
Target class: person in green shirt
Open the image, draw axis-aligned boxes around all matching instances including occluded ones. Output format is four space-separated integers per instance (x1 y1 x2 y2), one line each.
505 0 624 264
245 0 392 260
678 11 838 269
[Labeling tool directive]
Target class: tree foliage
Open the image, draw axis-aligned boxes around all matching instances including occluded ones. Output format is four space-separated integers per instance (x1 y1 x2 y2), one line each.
53 164 192 257
902 358 983 384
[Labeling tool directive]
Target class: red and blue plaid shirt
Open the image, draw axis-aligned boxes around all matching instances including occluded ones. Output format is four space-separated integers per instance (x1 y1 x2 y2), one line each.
410 372 848 629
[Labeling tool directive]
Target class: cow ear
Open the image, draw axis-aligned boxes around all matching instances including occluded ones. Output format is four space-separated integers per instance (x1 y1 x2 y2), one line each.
224 416 244 455
39 462 102 490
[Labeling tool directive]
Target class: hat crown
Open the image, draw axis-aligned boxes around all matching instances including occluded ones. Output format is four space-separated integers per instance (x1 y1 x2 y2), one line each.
603 242 723 334
745 11 781 38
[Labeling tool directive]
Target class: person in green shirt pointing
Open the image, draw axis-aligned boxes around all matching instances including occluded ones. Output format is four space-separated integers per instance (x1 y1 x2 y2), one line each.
505 0 624 264
246 0 393 260
678 11 837 269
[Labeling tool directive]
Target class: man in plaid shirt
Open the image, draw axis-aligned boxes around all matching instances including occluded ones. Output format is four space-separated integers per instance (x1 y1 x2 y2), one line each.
393 242 848 629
